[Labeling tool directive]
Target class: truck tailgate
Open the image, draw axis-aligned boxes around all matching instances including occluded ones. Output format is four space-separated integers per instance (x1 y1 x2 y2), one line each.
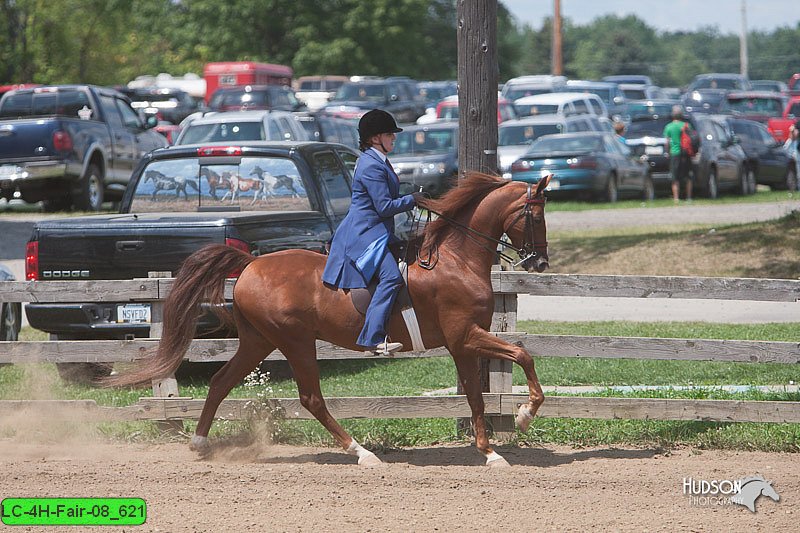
33 213 230 280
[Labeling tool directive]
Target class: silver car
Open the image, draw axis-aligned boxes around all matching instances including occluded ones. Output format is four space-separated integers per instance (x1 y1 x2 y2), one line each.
175 110 310 145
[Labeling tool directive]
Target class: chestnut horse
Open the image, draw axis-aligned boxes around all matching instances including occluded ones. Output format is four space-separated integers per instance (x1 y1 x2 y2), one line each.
108 172 551 467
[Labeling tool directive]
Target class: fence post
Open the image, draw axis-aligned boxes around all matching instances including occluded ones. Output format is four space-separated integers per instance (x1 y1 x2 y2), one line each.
148 273 183 433
488 292 516 439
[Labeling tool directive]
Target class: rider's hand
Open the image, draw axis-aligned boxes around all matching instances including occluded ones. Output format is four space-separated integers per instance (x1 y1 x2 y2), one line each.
411 191 426 204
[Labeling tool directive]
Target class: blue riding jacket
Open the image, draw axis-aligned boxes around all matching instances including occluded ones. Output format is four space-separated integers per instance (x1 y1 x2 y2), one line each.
322 148 416 288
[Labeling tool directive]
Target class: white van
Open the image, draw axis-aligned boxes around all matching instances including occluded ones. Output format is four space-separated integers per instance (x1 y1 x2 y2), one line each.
513 92 608 119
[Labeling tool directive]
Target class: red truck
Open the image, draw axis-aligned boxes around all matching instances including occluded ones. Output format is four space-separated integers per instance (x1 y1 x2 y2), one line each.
203 61 293 105
767 95 800 143
789 73 800 95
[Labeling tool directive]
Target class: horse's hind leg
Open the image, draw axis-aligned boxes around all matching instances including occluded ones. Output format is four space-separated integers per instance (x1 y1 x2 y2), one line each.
281 338 382 466
191 313 275 451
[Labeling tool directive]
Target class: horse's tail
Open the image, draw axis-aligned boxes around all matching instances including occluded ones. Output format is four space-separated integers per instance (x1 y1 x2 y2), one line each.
103 244 256 387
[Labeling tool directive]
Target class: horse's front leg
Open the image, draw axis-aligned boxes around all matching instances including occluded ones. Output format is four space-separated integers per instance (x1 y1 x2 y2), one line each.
450 354 510 467
460 324 544 434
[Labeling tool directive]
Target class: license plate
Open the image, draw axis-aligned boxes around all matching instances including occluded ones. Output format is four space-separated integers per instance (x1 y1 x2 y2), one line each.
645 146 663 155
117 303 151 324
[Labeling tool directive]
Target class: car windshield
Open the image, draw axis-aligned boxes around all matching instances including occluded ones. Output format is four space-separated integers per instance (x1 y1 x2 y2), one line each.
0 89 93 119
393 129 456 155
626 117 670 137
334 83 387 102
627 103 674 118
692 78 742 90
516 104 559 117
214 89 269 107
727 97 784 117
525 136 602 156
499 123 562 146
573 87 612 103
179 122 265 144
504 88 553 100
622 88 647 100
130 156 311 213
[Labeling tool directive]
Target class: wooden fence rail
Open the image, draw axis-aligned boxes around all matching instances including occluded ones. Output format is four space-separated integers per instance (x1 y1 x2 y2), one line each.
1 273 799 433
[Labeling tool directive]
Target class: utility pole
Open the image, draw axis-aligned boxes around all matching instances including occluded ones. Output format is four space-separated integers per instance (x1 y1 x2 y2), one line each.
552 0 563 75
739 0 749 77
456 0 498 178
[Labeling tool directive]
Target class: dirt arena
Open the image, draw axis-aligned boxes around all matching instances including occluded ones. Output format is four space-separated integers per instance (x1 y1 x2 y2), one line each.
1 437 796 532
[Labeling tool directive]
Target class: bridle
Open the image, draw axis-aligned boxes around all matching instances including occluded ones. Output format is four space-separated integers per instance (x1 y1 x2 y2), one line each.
417 183 547 268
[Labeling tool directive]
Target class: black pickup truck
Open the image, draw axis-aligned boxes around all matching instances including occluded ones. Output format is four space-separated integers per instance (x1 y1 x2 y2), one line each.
0 84 168 211
24 140 360 382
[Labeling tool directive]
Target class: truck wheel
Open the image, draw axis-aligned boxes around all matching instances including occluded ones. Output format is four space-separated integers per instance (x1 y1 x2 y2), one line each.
1 303 20 341
602 175 618 203
704 167 718 199
642 175 655 201
72 163 104 211
784 167 798 192
51 333 113 385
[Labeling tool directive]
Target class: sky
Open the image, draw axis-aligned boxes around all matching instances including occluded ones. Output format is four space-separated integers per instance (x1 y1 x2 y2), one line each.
503 0 800 34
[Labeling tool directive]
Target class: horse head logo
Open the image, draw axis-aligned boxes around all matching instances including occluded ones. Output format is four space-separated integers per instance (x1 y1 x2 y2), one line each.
730 476 780 513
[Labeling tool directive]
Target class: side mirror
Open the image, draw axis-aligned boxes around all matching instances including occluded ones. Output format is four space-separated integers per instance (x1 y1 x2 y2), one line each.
390 94 399 102
731 134 740 145
613 96 623 105
145 115 158 129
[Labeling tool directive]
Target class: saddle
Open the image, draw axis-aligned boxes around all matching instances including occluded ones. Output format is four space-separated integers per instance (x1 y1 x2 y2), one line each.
346 239 426 351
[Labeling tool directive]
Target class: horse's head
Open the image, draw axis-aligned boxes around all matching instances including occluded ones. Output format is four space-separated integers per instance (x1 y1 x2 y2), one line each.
144 171 155 183
250 166 263 177
502 174 551 273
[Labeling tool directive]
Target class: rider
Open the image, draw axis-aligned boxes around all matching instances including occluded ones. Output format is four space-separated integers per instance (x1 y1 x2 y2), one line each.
322 109 423 355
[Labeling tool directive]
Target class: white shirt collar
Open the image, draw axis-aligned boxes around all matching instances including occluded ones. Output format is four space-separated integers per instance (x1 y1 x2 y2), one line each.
369 146 387 162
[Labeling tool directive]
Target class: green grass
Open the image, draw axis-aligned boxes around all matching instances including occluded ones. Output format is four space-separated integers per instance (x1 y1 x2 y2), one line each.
543 188 799 213
6 320 800 451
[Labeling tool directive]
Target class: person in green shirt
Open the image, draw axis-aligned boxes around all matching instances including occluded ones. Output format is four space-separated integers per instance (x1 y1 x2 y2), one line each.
663 105 692 203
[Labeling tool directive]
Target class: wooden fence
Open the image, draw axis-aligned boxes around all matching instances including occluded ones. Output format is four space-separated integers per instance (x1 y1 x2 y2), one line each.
1 271 799 435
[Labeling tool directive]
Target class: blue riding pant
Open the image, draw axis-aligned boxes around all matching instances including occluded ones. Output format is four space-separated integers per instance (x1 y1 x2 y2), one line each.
356 250 403 348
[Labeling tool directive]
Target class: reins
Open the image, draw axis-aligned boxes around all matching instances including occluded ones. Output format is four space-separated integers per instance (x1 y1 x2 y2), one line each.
413 183 547 269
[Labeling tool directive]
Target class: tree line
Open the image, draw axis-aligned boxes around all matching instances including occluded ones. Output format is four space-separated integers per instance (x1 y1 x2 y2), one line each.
1 0 798 89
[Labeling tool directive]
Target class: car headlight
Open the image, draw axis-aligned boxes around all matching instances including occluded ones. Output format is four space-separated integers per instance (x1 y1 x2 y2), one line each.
419 162 447 174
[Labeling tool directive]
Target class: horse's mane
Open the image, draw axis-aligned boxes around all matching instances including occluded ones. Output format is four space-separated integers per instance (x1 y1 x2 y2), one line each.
419 171 511 251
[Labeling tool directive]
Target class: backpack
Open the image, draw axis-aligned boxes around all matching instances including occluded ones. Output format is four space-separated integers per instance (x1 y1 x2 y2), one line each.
680 123 699 157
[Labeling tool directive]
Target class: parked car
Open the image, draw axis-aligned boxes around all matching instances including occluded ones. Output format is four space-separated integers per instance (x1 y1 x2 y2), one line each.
415 80 458 112
618 84 665 101
602 74 654 86
509 132 653 202
124 87 198 125
498 114 605 178
624 115 673 195
293 75 349 112
725 91 787 124
208 85 306 113
513 92 607 119
689 114 748 198
292 112 359 149
501 75 567 101
766 95 800 143
434 94 518 124
563 80 627 120
682 89 730 114
390 122 458 197
25 140 361 383
725 117 797 192
750 80 789 94
0 84 168 211
626 99 679 121
0 263 21 342
323 78 424 124
687 73 752 92
174 110 309 145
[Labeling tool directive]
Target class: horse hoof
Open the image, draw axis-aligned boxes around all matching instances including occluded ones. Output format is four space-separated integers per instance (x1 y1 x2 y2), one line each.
357 452 383 467
189 435 210 452
486 455 510 468
516 405 533 432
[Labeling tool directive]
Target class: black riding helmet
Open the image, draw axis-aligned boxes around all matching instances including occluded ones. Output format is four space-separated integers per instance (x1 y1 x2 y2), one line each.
358 109 402 144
